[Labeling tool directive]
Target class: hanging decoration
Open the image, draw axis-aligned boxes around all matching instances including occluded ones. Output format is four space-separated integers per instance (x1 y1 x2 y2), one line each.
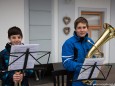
63 16 71 25
63 16 71 35
63 27 70 35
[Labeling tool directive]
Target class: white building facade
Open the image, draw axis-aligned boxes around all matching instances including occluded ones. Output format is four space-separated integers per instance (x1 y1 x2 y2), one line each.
0 0 115 63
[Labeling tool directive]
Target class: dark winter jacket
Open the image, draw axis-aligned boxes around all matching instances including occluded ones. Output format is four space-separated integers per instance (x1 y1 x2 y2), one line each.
0 43 33 86
62 32 95 86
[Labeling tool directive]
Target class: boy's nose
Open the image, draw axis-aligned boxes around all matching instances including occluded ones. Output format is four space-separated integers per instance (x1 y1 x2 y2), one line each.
15 39 19 42
80 28 84 31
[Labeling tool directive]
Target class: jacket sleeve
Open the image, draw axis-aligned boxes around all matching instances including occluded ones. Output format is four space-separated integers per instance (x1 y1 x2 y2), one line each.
62 41 82 72
0 52 7 80
0 54 3 79
25 70 33 77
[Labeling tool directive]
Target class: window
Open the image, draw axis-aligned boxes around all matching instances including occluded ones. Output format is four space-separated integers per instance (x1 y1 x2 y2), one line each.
81 11 103 42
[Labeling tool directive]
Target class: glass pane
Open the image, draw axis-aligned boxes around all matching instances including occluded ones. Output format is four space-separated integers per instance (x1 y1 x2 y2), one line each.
82 15 100 26
91 29 100 43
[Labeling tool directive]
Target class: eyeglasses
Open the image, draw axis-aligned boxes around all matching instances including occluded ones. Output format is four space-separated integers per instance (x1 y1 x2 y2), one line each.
77 26 87 29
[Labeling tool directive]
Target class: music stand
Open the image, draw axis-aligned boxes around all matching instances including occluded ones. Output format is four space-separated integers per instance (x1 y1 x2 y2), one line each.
0 44 51 83
7 44 40 71
34 51 51 80
35 51 51 65
8 44 51 81
71 58 112 83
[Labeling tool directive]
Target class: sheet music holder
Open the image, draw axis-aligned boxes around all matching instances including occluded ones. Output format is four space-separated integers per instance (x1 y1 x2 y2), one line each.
8 44 40 71
35 51 51 65
72 58 112 82
0 44 51 74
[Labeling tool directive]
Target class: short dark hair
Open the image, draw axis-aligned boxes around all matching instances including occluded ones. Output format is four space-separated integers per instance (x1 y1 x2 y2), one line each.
74 17 88 29
8 26 23 38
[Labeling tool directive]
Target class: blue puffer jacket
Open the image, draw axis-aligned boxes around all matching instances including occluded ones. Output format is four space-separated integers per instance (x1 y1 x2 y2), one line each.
0 43 33 86
62 32 94 86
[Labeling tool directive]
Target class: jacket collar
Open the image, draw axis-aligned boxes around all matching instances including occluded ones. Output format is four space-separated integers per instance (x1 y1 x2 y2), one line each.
73 31 88 42
5 43 11 53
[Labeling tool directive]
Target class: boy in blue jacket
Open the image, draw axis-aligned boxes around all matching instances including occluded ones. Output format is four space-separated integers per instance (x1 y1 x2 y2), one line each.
0 26 33 86
62 17 95 86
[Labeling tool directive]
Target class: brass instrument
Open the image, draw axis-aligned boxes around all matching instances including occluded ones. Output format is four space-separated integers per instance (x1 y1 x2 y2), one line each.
14 71 22 86
83 23 115 85
15 81 21 86
14 82 21 86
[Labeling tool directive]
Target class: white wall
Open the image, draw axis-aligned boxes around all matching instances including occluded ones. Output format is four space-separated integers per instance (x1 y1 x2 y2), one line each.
110 0 115 63
29 0 52 63
29 0 52 51
51 0 59 63
0 0 114 63
58 0 75 62
75 0 110 22
24 0 29 44
0 0 25 50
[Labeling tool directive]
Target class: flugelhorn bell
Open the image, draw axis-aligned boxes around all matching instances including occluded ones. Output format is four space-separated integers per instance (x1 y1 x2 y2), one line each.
82 23 115 85
86 23 115 58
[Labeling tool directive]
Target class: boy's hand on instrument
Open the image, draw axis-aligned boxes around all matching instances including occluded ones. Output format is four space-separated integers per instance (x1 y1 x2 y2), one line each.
13 72 23 83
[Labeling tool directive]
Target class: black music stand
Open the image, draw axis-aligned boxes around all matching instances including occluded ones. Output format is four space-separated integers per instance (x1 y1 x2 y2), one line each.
34 51 51 80
35 51 51 65
8 48 38 71
71 58 112 84
8 45 51 81
0 45 51 86
1 44 50 72
0 49 31 73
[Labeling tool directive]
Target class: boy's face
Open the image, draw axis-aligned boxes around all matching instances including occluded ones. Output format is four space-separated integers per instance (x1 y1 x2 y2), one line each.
9 34 22 45
75 22 88 37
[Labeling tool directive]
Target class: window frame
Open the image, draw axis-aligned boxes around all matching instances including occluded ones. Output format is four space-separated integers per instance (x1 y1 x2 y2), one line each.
81 11 103 37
